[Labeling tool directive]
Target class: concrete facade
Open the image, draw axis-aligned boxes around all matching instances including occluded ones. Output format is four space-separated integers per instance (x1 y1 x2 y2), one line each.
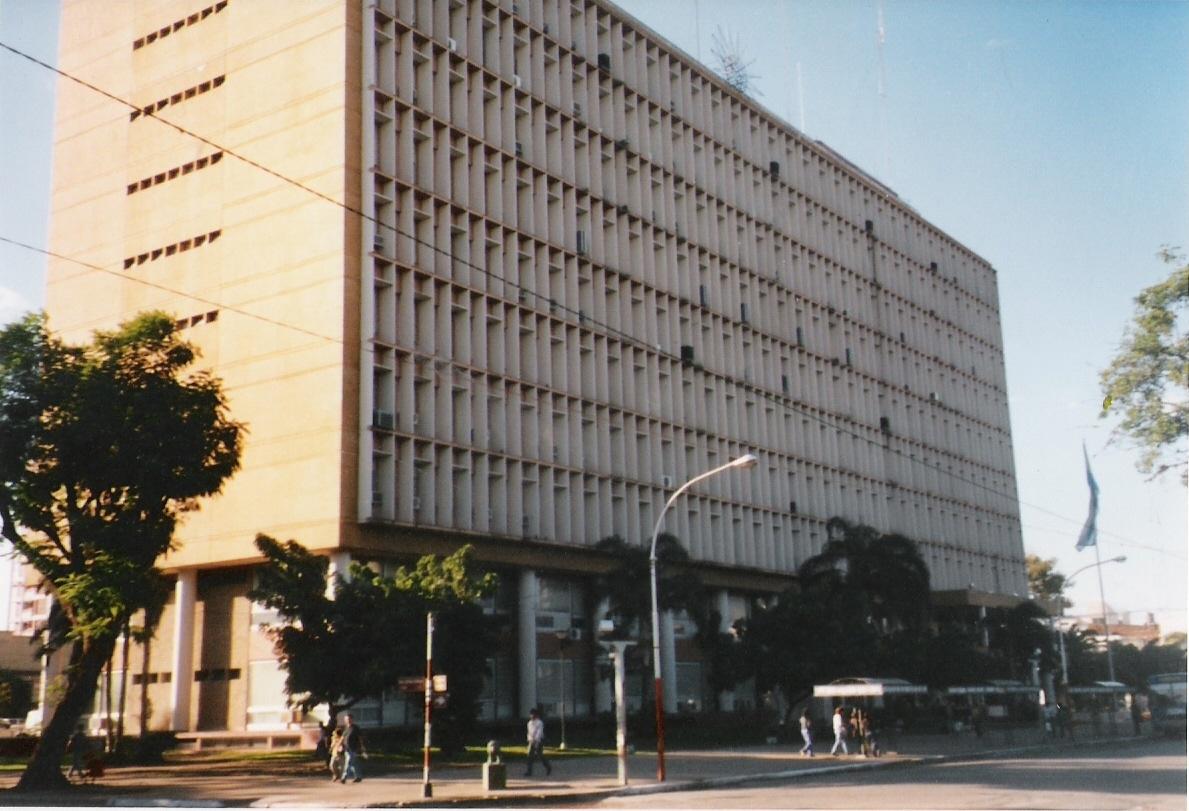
41 0 1026 731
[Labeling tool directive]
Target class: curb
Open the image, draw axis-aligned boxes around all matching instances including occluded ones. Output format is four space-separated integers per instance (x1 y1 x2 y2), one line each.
377 756 918 808
376 734 1155 808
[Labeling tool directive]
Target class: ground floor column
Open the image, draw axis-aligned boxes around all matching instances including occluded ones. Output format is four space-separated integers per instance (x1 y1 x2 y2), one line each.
170 568 197 731
593 597 613 713
716 590 736 711
517 570 538 716
660 609 677 713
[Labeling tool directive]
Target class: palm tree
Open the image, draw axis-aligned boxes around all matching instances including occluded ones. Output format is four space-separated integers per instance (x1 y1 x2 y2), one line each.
798 517 932 635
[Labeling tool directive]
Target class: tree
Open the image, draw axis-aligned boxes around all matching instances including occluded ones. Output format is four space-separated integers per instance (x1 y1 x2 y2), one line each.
0 670 34 719
1100 247 1189 483
592 534 705 638
1025 555 1070 611
0 312 243 790
740 519 933 712
799 517 932 634
250 536 497 751
590 534 708 728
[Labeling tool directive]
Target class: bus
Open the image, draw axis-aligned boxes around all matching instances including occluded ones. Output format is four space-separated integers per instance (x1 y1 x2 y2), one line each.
1146 673 1186 736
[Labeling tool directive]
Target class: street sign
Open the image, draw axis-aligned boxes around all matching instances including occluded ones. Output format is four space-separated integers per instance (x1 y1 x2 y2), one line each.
398 677 425 693
398 675 448 693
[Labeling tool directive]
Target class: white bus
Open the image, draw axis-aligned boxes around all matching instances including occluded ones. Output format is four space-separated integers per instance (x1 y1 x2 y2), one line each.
1147 673 1186 735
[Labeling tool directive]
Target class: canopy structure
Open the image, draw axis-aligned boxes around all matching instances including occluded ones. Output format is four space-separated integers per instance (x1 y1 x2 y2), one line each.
813 677 928 698
945 682 1040 696
1067 681 1130 695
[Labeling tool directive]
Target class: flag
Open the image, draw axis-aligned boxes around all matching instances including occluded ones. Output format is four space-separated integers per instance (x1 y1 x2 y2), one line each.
1076 445 1099 550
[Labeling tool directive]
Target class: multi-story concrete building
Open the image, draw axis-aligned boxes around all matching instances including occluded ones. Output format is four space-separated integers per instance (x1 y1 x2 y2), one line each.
41 0 1026 732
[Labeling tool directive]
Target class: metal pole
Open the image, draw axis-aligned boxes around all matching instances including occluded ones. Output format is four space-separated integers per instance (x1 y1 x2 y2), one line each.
1058 624 1069 685
422 612 434 799
648 552 665 782
558 640 567 750
1093 544 1116 683
612 642 629 786
647 453 757 782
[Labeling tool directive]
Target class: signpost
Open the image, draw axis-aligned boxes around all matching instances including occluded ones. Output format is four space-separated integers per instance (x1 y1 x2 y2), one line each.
598 621 633 787
422 612 434 799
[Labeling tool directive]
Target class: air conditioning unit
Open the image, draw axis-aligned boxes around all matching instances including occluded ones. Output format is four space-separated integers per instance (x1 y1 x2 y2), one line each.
522 515 532 534
575 230 588 255
372 409 394 430
373 234 385 252
928 392 941 403
515 141 524 158
573 102 583 118
412 496 422 511
597 52 611 71
567 627 584 641
542 23 550 34
661 474 674 488
372 491 383 507
513 74 522 89
447 37 458 52
412 411 420 426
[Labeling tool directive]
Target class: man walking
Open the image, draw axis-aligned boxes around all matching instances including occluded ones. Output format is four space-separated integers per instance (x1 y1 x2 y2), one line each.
340 713 365 783
830 706 849 756
524 707 552 777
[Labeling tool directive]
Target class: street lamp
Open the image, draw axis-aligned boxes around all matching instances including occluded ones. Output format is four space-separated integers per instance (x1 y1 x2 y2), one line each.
649 452 758 781
1066 555 1126 683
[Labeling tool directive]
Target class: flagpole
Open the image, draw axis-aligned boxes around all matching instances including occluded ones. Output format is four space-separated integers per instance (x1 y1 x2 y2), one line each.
1093 542 1116 682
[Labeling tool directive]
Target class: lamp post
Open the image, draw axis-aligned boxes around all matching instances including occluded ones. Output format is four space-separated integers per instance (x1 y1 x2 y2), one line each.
649 453 758 781
1066 555 1126 683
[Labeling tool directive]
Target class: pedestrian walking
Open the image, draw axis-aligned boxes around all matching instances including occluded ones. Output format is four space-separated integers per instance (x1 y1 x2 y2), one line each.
328 726 346 782
830 706 849 755
340 713 366 783
798 708 814 756
524 707 552 776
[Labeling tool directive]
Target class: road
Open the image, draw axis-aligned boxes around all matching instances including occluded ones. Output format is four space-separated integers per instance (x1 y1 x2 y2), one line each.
595 737 1186 810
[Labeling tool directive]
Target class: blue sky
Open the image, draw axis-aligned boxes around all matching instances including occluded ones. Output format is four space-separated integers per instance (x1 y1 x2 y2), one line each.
0 1 1186 633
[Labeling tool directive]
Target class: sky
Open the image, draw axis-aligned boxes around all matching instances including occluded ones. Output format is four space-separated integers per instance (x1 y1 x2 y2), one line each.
0 1 1185 634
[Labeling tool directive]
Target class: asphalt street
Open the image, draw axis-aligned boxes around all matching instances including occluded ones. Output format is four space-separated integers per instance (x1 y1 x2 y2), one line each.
594 737 1187 810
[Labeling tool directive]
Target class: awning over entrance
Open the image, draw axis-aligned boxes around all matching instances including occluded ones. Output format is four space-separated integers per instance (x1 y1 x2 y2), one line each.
1067 681 1130 695
813 677 928 698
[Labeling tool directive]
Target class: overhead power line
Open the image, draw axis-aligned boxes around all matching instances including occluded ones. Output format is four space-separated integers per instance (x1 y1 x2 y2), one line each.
2 39 1178 563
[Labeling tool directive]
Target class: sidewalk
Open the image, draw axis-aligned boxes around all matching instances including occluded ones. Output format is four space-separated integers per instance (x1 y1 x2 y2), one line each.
0 726 1143 808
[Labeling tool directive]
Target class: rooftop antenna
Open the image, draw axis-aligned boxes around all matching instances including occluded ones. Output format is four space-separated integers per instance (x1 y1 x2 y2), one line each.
876 0 890 180
796 61 806 131
710 26 761 97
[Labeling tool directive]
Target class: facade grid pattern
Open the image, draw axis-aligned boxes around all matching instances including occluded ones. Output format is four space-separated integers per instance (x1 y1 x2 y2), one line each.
357 0 1027 595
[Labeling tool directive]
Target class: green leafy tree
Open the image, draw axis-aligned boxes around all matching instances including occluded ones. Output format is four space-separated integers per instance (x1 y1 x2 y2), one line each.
250 536 496 751
1100 247 1189 483
1025 555 1070 611
0 312 243 789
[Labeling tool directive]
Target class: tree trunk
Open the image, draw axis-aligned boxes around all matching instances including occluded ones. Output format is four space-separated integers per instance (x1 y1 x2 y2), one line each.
15 635 118 791
139 620 152 737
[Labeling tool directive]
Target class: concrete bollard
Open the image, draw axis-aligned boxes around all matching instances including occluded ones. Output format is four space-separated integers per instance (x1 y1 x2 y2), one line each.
482 739 505 791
